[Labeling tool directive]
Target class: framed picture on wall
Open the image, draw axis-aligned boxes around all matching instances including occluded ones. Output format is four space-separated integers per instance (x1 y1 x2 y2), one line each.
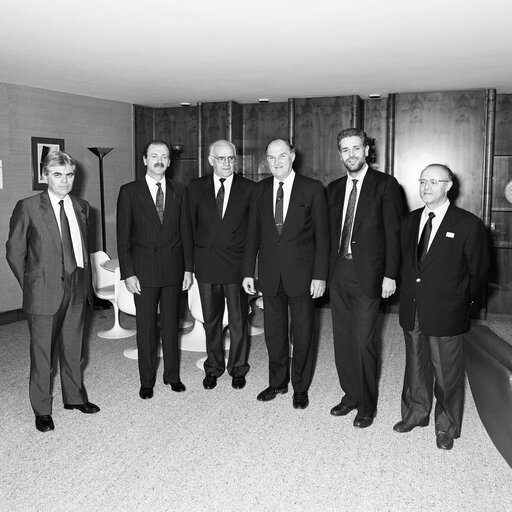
31 137 65 190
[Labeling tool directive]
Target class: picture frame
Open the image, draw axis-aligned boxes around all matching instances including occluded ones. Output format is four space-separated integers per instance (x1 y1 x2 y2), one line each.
31 137 65 190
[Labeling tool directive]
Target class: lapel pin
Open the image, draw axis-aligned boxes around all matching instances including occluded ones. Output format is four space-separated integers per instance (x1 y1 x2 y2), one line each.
446 232 455 238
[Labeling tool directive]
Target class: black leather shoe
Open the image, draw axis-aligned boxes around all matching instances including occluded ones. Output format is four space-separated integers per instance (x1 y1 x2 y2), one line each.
232 375 246 389
203 375 218 390
35 415 54 432
139 387 153 399
169 381 186 392
257 385 288 401
353 415 374 428
393 419 428 433
330 402 357 416
293 391 309 409
64 401 100 414
436 431 454 450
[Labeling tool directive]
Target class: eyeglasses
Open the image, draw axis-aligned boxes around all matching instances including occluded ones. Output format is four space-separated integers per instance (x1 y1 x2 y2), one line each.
210 155 236 164
418 179 450 186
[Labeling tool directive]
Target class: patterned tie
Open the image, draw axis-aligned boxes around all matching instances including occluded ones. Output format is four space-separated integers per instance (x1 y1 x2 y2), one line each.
59 200 77 274
216 178 226 218
155 182 164 223
339 179 358 257
275 182 284 234
418 211 435 266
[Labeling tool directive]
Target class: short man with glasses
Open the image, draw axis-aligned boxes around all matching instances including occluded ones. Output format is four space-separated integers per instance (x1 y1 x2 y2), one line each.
188 140 255 390
243 138 329 409
394 163 489 450
6 151 99 432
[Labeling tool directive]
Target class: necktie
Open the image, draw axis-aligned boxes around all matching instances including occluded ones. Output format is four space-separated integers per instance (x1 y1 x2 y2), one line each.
156 182 164 223
275 182 284 234
59 200 77 274
216 178 226 218
418 211 435 266
339 179 358 257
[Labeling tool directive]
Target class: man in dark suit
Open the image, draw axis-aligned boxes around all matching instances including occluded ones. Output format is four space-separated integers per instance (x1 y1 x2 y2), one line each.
243 138 329 410
6 151 99 432
188 140 254 390
327 128 403 428
117 140 193 400
394 164 489 450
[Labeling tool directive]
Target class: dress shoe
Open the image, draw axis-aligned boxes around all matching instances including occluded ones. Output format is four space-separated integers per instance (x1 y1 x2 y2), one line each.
139 387 153 399
292 391 309 409
64 401 100 414
203 375 218 390
436 431 454 450
257 385 288 402
35 415 54 432
393 419 428 433
353 414 374 428
330 402 357 416
232 375 246 389
167 380 186 392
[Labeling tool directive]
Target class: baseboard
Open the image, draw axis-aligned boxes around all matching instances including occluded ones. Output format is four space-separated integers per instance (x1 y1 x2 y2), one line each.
0 309 26 325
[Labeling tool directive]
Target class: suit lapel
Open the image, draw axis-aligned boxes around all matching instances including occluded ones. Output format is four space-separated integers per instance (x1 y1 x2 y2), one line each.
70 195 89 263
40 191 63 256
420 204 456 270
138 179 162 226
282 175 303 236
352 169 373 235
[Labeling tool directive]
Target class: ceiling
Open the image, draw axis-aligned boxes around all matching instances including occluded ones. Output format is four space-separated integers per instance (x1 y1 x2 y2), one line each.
1 0 511 108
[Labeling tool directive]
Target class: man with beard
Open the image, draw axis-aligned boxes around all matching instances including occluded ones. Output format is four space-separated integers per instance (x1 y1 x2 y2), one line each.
117 140 193 400
243 138 329 410
327 128 403 428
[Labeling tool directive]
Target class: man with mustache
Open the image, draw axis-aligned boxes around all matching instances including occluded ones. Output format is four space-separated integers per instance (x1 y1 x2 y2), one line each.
327 128 403 428
117 140 193 400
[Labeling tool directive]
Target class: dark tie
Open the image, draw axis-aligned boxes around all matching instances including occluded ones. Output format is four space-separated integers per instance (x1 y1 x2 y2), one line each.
275 181 284 234
59 200 77 274
156 182 164 222
418 211 435 265
216 178 226 218
339 179 358 257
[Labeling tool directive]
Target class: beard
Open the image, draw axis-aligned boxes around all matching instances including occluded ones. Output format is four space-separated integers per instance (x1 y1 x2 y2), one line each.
343 157 365 173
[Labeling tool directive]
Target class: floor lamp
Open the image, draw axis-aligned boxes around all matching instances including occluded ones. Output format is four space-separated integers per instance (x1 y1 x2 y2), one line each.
88 147 113 252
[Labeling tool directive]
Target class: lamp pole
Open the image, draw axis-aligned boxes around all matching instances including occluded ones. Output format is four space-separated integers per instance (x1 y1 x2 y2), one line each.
88 147 113 252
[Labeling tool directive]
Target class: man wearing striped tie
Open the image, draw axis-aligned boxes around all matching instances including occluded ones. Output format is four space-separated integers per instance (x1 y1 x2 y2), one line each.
6 151 99 432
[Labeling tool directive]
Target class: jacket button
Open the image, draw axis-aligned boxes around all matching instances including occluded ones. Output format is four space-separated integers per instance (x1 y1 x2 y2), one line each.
416 278 421 282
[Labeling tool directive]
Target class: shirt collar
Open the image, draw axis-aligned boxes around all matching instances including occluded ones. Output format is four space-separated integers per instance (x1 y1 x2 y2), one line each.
274 169 295 187
48 189 70 207
424 199 450 217
145 173 165 190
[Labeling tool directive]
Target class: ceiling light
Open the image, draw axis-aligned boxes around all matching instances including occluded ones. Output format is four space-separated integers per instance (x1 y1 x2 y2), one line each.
258 98 270 103
180 102 191 107
368 94 381 99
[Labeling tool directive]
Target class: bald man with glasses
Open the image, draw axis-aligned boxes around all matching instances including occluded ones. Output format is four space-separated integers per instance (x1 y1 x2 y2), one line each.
395 163 489 450
188 140 255 390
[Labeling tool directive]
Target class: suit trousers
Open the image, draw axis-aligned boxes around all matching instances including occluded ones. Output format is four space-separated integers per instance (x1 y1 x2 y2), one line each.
263 280 316 392
26 268 87 416
401 317 465 438
198 282 250 377
134 284 181 388
330 257 380 417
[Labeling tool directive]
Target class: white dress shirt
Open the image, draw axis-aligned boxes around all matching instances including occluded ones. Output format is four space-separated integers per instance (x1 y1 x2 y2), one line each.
273 170 296 221
340 164 368 255
48 190 84 268
214 173 233 218
418 199 450 250
146 174 166 205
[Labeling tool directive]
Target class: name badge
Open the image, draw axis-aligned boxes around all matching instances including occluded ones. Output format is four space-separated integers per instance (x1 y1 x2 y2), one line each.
446 231 455 238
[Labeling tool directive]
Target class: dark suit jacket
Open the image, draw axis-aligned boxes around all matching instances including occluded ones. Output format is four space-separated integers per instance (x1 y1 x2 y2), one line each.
6 190 92 316
399 203 489 336
188 173 254 284
327 168 403 298
116 178 193 287
243 173 329 297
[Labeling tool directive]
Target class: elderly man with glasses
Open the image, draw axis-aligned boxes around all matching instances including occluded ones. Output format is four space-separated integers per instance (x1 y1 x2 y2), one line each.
394 163 489 450
188 140 255 390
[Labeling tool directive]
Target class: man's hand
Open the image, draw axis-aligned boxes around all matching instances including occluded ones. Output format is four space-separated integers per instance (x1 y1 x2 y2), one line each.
242 277 256 295
125 275 141 295
183 272 193 291
310 279 326 299
381 276 396 299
